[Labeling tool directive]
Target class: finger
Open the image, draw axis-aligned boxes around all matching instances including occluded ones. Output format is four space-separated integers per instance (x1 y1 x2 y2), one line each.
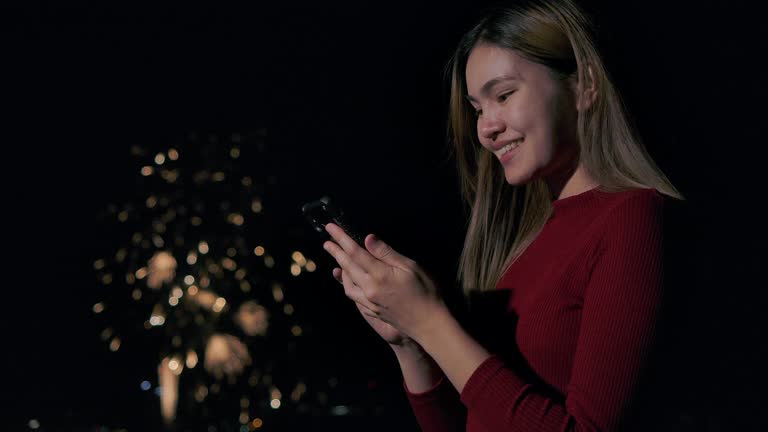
341 269 380 312
323 237 373 289
332 267 343 284
364 233 417 271
355 301 379 319
324 223 382 275
339 268 366 304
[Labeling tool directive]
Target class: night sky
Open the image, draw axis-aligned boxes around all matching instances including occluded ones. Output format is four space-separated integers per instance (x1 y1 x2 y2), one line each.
3 1 764 431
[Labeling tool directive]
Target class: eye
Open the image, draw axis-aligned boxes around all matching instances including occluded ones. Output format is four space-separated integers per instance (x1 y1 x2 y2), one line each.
498 91 515 102
473 108 483 118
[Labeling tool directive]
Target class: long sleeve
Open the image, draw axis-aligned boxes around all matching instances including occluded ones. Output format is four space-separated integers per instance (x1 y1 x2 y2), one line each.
457 192 665 431
403 372 467 432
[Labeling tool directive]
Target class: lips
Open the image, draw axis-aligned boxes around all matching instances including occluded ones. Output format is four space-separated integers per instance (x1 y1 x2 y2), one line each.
495 138 523 159
498 141 520 163
492 137 524 153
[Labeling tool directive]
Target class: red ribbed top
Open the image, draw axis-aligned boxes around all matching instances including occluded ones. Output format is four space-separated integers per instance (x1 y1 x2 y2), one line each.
404 187 665 432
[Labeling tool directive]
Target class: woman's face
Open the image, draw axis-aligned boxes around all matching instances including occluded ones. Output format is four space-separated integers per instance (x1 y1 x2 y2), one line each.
465 43 581 188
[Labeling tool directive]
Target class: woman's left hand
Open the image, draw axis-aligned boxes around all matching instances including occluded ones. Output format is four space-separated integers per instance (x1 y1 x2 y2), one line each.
322 223 448 342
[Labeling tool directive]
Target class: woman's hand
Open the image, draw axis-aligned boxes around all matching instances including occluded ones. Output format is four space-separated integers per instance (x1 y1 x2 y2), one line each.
322 223 448 344
332 267 408 345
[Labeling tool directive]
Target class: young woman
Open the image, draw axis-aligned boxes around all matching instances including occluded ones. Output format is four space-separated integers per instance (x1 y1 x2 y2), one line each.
322 0 684 430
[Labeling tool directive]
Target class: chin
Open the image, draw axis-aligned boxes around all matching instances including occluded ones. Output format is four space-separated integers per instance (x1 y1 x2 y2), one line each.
503 172 529 186
501 165 529 185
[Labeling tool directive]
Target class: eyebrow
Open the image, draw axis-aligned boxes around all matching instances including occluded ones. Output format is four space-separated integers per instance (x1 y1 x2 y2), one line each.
465 75 519 103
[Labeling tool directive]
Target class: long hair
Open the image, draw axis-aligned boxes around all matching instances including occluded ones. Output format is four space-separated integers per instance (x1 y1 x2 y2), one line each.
447 0 684 295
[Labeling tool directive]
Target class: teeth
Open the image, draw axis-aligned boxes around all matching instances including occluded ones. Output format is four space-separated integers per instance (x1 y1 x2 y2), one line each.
500 139 523 155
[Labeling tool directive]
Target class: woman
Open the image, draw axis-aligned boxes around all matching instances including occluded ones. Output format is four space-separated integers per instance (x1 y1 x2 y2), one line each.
322 0 684 430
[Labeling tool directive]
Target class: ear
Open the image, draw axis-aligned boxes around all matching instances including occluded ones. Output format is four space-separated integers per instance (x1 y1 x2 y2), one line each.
576 64 598 112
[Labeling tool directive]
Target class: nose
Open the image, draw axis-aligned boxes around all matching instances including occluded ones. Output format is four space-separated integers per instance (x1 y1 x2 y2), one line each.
478 111 505 142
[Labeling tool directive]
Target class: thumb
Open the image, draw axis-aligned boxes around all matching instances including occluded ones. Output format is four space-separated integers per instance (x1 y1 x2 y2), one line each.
365 234 412 269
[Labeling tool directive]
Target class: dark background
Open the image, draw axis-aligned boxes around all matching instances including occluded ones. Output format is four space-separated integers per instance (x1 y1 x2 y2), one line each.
3 0 765 431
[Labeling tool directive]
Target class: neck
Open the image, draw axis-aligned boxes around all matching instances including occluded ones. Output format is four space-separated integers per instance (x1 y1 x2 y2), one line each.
546 162 599 201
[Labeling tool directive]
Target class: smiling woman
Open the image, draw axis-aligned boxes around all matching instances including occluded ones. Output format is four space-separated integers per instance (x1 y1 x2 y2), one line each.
321 0 686 431
449 0 684 297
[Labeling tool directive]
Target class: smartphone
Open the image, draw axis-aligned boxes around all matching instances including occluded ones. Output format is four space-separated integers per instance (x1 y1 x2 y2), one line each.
301 196 366 247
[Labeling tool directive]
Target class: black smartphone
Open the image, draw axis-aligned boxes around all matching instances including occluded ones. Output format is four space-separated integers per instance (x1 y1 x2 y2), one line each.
301 196 366 247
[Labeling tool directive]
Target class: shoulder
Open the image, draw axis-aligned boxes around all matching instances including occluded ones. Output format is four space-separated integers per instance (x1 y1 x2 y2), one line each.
594 188 664 245
602 187 664 214
596 188 664 226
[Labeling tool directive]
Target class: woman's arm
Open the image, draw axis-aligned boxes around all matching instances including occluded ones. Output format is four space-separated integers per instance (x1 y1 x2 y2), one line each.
394 339 468 432
413 309 492 394
391 339 444 393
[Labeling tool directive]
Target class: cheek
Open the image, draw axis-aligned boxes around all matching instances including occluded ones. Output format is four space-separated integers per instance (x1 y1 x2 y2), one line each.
510 94 546 135
527 95 567 149
545 88 578 139
516 108 561 171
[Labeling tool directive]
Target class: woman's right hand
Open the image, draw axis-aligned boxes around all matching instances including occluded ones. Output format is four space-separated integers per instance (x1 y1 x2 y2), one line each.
333 267 410 346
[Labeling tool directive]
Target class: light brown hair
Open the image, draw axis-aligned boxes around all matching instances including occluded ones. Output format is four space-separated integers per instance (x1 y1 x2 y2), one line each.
445 0 684 295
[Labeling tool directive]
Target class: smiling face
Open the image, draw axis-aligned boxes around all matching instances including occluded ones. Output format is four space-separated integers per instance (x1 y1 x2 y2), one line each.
465 43 593 197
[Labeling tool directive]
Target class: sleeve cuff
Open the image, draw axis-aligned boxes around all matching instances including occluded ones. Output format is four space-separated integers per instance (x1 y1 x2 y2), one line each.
403 370 455 405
